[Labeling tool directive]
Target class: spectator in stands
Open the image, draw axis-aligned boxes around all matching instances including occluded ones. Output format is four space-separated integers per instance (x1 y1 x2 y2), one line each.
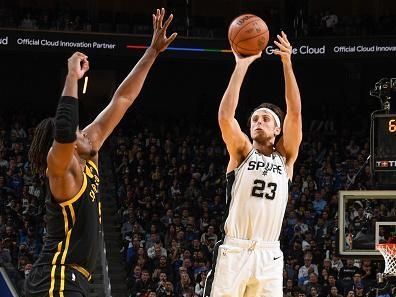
328 286 343 297
160 209 173 227
298 291 307 297
155 271 168 296
200 225 217 246
148 241 167 259
344 271 365 294
126 264 142 291
338 259 359 293
303 272 322 294
302 231 314 251
360 259 376 288
294 214 309 235
194 270 207 297
298 252 319 287
121 214 136 240
313 191 327 215
321 258 338 278
346 290 355 297
0 239 11 264
331 254 344 272
175 271 194 297
163 281 174 296
132 269 155 296
320 273 339 296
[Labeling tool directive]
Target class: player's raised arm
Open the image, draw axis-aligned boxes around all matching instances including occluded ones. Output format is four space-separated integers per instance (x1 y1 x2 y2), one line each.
83 8 177 150
218 50 261 171
47 52 89 177
274 32 302 175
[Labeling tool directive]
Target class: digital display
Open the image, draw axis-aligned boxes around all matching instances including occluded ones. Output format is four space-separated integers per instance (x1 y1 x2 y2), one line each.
373 114 396 172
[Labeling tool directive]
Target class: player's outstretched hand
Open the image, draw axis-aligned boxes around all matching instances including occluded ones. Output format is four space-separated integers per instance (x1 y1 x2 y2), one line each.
150 8 178 53
67 52 89 80
274 31 292 65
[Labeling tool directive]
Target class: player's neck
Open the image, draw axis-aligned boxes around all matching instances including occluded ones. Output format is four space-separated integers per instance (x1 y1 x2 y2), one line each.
252 141 275 156
75 154 87 171
79 160 87 171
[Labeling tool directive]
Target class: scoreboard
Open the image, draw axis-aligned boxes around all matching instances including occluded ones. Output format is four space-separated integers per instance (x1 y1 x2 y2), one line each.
372 113 396 172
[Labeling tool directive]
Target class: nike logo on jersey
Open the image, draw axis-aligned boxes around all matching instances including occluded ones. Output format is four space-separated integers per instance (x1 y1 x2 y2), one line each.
247 160 283 175
274 256 282 260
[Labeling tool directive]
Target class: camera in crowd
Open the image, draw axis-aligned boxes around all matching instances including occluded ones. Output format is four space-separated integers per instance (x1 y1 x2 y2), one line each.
370 78 396 110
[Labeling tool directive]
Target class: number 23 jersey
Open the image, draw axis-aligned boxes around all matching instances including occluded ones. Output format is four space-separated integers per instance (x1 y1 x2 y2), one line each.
224 149 289 241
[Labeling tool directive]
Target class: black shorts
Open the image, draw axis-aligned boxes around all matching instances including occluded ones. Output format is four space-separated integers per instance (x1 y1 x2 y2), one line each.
25 265 89 297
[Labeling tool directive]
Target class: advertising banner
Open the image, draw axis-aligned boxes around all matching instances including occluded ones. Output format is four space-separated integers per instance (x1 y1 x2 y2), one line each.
0 29 395 60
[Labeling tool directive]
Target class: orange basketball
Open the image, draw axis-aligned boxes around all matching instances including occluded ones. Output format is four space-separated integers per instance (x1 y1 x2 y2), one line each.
228 14 269 56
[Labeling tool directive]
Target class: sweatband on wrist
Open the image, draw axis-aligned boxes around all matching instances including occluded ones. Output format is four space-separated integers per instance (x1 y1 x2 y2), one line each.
54 96 79 143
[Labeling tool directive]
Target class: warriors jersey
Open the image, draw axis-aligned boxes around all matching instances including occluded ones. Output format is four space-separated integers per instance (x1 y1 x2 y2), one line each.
34 160 101 278
224 149 289 241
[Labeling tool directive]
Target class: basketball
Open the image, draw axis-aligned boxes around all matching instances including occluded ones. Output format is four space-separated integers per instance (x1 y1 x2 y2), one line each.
228 14 269 56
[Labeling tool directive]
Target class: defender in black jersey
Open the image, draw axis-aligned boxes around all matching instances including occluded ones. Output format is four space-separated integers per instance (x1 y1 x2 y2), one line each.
26 8 177 297
25 161 101 297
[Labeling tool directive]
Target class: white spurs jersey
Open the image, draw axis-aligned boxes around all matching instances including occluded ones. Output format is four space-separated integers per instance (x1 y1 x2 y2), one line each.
224 148 289 241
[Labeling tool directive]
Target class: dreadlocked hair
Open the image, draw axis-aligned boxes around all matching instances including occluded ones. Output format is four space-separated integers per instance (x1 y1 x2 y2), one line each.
28 117 55 175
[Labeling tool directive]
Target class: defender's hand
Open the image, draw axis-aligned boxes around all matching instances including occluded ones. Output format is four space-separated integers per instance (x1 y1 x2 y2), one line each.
67 52 89 79
149 8 178 53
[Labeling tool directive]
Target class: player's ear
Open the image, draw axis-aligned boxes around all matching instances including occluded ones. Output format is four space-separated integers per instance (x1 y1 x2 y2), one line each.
274 127 281 136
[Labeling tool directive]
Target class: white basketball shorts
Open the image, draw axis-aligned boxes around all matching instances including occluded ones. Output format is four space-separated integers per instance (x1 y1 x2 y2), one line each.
204 236 283 297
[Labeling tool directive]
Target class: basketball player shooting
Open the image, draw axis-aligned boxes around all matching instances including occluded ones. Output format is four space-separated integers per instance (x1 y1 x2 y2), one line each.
25 8 176 297
204 31 302 297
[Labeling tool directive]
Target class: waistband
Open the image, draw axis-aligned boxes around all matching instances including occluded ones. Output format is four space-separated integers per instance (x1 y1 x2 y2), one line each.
70 264 92 281
224 236 280 249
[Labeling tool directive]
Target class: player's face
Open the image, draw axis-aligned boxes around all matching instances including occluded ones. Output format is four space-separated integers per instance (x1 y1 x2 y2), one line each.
76 130 97 159
250 111 281 142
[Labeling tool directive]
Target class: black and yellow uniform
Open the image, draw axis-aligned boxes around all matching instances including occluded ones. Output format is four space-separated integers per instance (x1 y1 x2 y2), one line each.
25 160 102 297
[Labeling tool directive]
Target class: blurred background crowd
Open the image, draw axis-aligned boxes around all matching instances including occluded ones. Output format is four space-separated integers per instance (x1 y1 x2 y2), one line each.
0 110 391 296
